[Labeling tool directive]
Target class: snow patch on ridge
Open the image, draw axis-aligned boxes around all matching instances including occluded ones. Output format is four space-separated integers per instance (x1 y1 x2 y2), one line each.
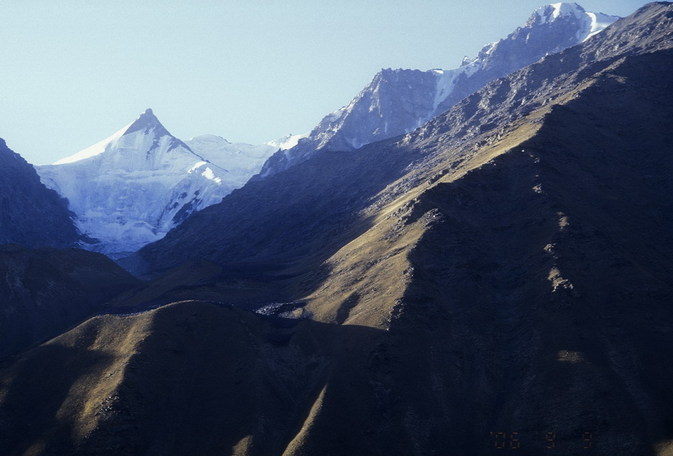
532 3 619 42
266 133 308 150
582 11 619 41
536 3 586 24
431 63 479 113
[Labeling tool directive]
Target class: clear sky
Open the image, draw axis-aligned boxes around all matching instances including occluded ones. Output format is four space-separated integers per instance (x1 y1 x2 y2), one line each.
0 0 649 164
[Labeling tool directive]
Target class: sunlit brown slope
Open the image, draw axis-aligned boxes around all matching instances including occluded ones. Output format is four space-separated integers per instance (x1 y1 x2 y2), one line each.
302 49 673 455
0 300 393 456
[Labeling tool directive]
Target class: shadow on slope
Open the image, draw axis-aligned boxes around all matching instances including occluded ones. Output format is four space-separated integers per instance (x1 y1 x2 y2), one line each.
0 331 114 455
0 300 404 456
0 139 80 248
122 135 441 310
380 50 673 455
0 245 140 358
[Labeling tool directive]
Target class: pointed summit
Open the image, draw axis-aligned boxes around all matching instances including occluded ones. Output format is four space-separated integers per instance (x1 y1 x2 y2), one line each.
52 109 176 165
124 108 171 137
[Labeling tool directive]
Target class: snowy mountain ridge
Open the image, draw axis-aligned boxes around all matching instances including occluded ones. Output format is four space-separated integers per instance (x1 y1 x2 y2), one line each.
258 2 620 178
265 133 307 151
37 110 276 257
532 2 618 41
54 121 133 165
185 134 277 188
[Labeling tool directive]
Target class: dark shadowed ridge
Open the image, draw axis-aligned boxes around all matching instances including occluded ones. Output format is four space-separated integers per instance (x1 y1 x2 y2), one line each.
0 139 80 248
0 245 140 358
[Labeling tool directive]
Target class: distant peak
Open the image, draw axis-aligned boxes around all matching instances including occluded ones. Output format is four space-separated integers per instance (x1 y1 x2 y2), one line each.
553 2 585 10
378 68 405 76
533 2 587 24
124 108 170 137
135 108 159 125
188 134 231 145
460 56 474 67
266 133 308 150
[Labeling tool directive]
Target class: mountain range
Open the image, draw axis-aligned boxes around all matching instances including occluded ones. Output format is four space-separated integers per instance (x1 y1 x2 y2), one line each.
258 2 619 177
35 2 617 260
1 2 672 456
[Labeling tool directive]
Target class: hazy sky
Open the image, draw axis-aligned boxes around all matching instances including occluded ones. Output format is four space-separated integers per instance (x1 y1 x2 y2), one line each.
0 0 649 164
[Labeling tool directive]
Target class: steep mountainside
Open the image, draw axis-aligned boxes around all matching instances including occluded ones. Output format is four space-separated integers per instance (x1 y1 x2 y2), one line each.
258 2 619 177
0 245 139 358
136 1 669 277
0 139 79 248
37 110 276 257
1 3 672 456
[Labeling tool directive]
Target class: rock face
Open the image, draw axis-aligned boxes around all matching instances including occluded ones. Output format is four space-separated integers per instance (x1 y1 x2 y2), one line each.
37 110 276 258
258 2 619 177
0 139 79 248
1 3 673 456
0 245 139 358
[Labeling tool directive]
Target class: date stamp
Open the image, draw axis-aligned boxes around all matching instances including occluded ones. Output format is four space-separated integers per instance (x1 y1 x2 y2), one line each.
489 431 594 450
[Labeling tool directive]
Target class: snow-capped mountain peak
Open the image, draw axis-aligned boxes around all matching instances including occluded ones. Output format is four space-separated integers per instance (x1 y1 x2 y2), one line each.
258 3 620 178
531 3 619 41
53 108 186 166
123 108 168 136
37 110 276 257
535 3 586 23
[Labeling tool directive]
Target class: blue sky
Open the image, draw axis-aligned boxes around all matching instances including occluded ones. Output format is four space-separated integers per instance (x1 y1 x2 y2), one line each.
0 0 649 164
